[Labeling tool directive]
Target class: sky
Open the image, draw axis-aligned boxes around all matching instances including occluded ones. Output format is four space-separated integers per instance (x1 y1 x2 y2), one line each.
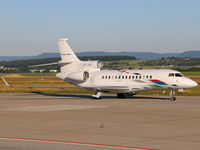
0 0 200 56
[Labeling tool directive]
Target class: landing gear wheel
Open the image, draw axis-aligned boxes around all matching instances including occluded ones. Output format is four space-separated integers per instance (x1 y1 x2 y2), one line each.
117 93 125 98
92 92 102 99
170 90 176 101
171 97 176 101
94 96 101 99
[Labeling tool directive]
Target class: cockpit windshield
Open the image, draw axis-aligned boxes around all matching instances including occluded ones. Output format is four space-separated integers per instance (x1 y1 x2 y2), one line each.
168 73 174 77
168 73 183 77
175 73 183 77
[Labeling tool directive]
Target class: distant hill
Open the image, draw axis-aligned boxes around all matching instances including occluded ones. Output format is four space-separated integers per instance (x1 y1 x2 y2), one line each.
0 50 200 61
77 51 200 59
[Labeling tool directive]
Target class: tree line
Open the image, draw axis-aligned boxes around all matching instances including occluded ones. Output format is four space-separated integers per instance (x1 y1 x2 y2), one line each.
140 57 200 66
0 56 136 72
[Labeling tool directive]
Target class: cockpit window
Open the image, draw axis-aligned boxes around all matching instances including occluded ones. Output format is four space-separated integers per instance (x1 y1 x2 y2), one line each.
168 73 174 77
175 73 183 77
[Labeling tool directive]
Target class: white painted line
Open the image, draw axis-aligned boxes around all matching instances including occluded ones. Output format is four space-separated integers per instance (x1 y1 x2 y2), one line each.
2 104 109 112
0 137 159 150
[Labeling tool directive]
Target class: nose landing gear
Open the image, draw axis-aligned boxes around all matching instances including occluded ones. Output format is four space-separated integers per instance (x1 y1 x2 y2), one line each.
171 96 176 101
170 90 176 101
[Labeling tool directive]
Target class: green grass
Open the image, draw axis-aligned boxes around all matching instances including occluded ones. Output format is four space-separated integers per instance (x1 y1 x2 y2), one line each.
182 72 200 76
20 73 57 76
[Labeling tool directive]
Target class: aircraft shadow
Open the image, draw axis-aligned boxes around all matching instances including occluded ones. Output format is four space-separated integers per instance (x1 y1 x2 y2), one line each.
32 92 170 101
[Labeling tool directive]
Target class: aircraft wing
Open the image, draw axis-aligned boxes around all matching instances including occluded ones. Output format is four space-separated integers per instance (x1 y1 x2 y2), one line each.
90 86 129 90
2 77 130 91
87 86 130 92
2 77 83 89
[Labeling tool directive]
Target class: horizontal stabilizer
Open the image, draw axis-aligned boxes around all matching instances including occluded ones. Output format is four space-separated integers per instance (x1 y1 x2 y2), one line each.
29 61 72 68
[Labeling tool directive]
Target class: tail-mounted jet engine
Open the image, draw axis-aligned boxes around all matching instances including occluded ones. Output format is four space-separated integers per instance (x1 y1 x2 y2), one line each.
83 71 89 81
67 71 89 82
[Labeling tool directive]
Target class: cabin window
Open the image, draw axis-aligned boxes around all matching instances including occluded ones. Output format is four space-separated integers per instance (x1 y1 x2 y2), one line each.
118 76 121 79
136 76 138 79
150 75 152 79
146 75 148 78
108 76 111 79
139 76 141 79
129 76 131 79
115 76 117 79
125 76 127 79
122 76 124 79
175 73 183 77
105 76 107 79
168 73 174 77
102 76 104 79
132 76 134 79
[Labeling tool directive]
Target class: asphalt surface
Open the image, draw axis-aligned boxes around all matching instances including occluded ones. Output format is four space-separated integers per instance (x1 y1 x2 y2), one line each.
0 93 200 150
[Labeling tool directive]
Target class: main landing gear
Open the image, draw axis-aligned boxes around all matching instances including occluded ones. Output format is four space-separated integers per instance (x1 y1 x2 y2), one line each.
92 92 102 99
117 93 125 98
170 90 176 101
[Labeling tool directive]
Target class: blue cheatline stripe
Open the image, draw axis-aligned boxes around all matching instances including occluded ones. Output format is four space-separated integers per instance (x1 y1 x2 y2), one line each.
151 80 168 85
133 73 141 75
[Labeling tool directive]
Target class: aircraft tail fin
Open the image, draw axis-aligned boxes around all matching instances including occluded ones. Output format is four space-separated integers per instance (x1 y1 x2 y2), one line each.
29 38 97 78
58 39 80 63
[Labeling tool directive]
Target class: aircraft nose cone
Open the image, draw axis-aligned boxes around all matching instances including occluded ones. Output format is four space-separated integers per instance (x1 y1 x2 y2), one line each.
192 81 198 87
188 79 198 88
182 78 198 88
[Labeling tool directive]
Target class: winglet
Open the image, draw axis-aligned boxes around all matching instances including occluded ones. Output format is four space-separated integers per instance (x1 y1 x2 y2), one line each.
2 77 12 87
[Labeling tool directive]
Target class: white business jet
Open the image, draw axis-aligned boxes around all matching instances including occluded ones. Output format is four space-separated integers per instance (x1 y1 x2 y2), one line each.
2 39 198 100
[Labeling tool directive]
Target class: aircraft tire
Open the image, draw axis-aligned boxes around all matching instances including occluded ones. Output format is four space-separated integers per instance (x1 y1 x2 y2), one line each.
171 97 176 101
117 93 125 98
